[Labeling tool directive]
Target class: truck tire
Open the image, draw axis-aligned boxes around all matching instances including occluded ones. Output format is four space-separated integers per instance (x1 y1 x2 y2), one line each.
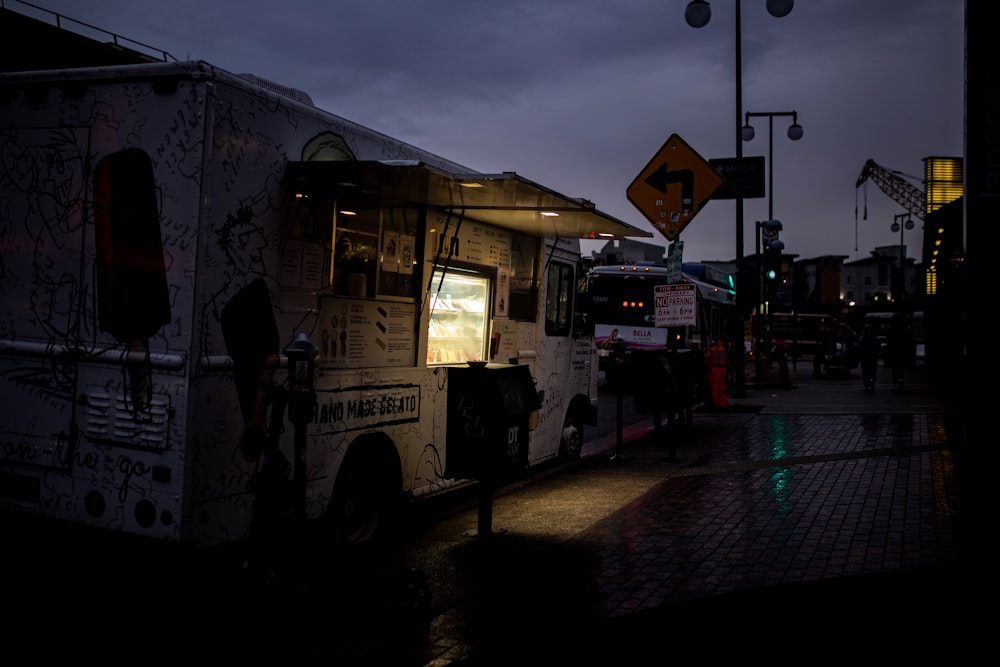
328 435 402 547
560 412 583 460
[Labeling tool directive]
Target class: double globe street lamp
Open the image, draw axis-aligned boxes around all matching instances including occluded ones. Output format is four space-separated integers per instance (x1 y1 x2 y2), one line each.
891 213 915 305
744 110 802 311
684 0 795 395
743 110 803 223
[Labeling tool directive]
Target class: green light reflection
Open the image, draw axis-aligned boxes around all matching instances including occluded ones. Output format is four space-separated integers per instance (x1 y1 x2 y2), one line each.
768 416 791 511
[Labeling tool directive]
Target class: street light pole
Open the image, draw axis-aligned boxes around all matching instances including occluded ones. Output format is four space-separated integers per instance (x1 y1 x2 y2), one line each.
891 212 914 306
744 110 799 377
685 0 794 397
743 110 803 222
743 110 802 314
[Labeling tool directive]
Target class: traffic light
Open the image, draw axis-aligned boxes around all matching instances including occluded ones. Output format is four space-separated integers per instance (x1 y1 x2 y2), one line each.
763 247 781 297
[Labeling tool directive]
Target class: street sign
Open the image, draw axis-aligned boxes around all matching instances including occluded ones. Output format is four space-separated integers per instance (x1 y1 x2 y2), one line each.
627 134 725 242
665 240 683 282
654 283 697 328
708 156 765 199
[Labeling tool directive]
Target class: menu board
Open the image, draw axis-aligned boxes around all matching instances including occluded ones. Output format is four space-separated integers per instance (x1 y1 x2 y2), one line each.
280 239 325 290
320 297 416 368
444 221 512 270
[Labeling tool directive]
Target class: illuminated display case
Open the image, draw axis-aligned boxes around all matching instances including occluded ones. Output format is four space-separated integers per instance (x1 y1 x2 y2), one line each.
427 269 490 364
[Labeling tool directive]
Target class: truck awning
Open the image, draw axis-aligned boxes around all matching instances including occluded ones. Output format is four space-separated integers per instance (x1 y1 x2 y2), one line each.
286 160 651 240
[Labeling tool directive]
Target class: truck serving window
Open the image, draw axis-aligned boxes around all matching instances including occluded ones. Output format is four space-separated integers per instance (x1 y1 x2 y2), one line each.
284 190 421 300
544 261 574 337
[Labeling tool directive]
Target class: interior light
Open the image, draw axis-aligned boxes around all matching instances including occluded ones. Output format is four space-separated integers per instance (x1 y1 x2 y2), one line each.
540 211 559 217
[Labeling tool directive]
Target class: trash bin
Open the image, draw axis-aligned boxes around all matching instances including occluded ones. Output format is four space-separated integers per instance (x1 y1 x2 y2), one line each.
445 362 541 480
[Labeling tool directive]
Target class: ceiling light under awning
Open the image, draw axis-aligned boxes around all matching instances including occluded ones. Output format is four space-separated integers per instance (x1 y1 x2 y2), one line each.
286 160 651 240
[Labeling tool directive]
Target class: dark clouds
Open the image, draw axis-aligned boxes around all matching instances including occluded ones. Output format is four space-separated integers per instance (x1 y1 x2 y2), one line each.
26 0 964 262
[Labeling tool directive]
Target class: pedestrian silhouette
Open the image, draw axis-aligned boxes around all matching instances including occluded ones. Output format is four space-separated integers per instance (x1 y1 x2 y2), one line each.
886 314 910 389
858 324 880 391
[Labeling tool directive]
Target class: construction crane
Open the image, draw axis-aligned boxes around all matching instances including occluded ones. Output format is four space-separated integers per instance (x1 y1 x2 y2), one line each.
855 159 926 221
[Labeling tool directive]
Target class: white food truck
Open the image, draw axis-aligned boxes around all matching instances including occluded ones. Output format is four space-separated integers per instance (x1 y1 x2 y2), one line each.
0 59 648 549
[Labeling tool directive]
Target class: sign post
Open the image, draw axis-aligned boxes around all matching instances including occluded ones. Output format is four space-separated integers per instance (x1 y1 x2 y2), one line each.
627 134 725 243
665 240 684 283
653 283 696 463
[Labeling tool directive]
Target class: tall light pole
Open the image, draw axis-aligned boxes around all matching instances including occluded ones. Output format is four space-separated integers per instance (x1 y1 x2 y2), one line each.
742 110 803 222
891 212 914 306
744 110 802 316
684 0 795 396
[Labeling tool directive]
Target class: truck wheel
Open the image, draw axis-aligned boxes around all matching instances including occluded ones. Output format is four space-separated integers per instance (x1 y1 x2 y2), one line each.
329 437 402 547
560 415 583 461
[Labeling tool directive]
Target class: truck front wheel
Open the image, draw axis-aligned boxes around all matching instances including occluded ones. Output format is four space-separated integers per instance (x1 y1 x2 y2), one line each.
560 414 583 460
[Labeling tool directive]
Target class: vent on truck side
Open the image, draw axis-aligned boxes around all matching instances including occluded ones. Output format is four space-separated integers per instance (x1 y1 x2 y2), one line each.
85 388 170 450
238 73 314 105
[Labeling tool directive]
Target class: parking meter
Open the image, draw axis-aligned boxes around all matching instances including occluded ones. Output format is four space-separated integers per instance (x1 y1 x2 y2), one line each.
284 332 317 425
610 338 627 385
283 332 317 520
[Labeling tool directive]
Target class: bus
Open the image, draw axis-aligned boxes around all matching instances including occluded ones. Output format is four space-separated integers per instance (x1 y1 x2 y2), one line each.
586 263 736 380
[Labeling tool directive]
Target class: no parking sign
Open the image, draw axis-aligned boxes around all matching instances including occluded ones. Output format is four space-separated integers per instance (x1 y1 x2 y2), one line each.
654 283 697 328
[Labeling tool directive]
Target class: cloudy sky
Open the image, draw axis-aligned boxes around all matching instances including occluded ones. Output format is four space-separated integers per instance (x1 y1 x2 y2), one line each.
19 0 964 264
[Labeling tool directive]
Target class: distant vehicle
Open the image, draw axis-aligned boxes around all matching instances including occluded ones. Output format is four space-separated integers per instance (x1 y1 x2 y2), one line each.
755 312 857 362
586 263 736 381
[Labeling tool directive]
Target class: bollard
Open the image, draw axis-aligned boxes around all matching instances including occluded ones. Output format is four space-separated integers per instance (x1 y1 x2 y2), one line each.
611 338 627 461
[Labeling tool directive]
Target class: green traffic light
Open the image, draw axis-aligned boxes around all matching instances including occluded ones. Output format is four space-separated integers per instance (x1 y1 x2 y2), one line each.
765 269 777 280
